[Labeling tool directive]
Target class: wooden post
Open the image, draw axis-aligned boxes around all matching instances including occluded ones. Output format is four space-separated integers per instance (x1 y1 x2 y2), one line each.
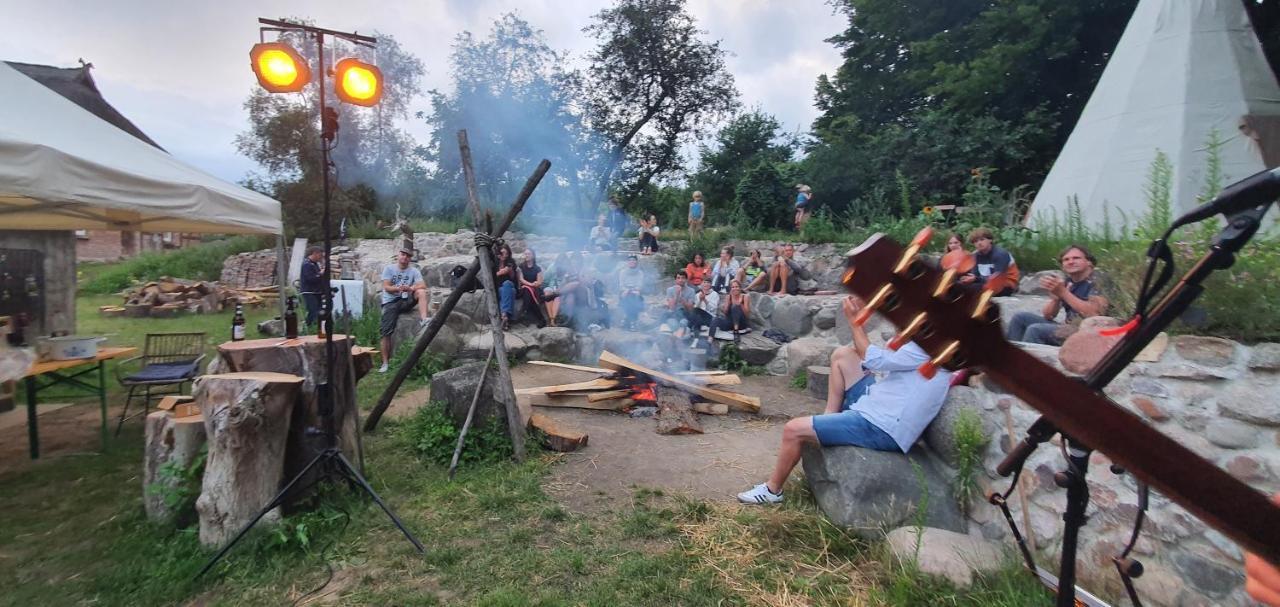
458 129 526 462
194 372 303 548
363 159 551 432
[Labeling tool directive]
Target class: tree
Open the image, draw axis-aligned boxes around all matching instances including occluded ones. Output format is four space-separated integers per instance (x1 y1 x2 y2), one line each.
690 110 797 220
235 23 426 238
423 13 595 219
582 0 739 205
805 0 1135 217
734 161 796 230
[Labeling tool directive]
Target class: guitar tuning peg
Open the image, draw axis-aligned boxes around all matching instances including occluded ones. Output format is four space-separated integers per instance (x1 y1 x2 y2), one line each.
935 250 976 299
970 272 1008 321
892 227 934 276
854 284 894 327
933 267 959 299
887 312 927 351
917 340 960 379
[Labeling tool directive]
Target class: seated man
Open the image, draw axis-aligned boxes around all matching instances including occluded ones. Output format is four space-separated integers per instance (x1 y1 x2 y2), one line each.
766 243 811 295
1006 244 1110 346
617 254 646 331
379 248 430 373
737 295 953 504
589 214 614 251
664 270 697 333
960 227 1019 296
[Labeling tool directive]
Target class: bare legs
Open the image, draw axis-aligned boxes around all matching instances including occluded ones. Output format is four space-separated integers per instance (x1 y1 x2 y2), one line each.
414 287 430 321
826 345 864 413
763 345 864 494
767 261 790 295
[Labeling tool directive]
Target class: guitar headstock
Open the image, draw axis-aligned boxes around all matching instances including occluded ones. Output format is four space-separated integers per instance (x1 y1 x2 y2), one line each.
842 229 1012 378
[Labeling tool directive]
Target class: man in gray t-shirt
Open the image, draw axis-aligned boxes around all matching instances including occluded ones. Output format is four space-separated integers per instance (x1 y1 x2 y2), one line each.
379 248 430 372
664 270 697 331
617 255 646 330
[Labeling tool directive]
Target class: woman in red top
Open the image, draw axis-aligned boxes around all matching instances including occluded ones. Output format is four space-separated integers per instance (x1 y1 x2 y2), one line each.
684 252 710 287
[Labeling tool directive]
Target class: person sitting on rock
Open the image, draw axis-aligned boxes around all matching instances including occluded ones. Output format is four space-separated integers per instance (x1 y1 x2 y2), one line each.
617 254 646 331
664 270 698 333
766 243 811 296
737 248 768 292
1006 244 1110 346
737 295 953 504
494 243 519 330
717 279 751 335
959 227 1018 296
589 214 614 251
378 247 430 373
690 280 720 337
517 248 549 327
574 265 611 332
709 246 740 293
684 251 710 287
638 213 661 254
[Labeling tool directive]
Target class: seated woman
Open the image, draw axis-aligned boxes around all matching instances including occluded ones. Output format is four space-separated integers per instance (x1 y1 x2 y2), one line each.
541 253 564 327
517 248 548 327
717 279 752 335
589 215 614 251
494 243 518 330
709 246 739 293
638 213 660 254
684 252 710 287
552 252 585 328
737 249 768 292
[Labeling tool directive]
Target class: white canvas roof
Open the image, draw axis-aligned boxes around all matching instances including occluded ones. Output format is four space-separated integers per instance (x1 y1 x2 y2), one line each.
0 61 281 234
1028 0 1280 233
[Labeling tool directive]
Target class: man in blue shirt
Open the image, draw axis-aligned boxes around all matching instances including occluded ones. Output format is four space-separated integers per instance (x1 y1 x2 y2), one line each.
1006 244 1110 346
378 248 430 373
738 295 953 504
299 246 327 327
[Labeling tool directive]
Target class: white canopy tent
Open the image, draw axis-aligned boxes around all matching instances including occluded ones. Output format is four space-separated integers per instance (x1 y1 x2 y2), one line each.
1028 0 1280 233
0 61 281 234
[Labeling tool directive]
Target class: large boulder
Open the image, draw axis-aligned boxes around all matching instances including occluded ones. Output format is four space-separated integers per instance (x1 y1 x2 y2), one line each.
771 297 813 337
534 327 576 360
922 386 993 468
801 444 965 538
885 527 1003 588
459 330 530 359
785 337 837 376
747 292 775 327
430 362 509 432
735 332 783 366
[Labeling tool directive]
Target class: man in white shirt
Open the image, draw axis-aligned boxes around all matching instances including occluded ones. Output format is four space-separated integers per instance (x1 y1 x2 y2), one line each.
737 295 953 504
379 248 430 373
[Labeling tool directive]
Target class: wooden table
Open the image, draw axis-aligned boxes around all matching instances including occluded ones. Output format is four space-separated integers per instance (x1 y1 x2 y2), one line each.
22 346 138 459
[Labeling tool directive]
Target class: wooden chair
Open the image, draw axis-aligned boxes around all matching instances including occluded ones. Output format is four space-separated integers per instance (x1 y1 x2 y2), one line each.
115 332 206 435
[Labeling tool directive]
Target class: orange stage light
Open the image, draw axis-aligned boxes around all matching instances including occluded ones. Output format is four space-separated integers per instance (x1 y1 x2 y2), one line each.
249 42 311 93
333 58 383 106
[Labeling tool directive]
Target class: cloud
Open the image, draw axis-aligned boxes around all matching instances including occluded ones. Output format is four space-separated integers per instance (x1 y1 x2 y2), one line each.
1 0 844 182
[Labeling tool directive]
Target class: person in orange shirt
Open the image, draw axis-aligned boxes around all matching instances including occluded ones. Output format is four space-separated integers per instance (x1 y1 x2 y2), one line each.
684 252 710 287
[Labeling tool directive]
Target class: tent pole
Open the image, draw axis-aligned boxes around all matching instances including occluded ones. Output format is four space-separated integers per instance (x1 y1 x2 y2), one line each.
276 234 288 320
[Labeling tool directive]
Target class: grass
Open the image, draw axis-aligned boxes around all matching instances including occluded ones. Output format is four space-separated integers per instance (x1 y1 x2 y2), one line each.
78 235 271 295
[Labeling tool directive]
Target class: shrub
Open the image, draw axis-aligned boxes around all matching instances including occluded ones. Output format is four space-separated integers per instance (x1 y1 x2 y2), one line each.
950 409 988 516
400 401 512 465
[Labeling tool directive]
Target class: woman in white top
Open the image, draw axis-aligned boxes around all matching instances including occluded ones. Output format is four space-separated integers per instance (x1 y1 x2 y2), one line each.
638 213 660 254
709 246 740 293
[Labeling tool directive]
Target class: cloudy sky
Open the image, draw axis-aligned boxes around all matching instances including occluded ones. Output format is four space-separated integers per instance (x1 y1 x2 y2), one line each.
1 0 846 184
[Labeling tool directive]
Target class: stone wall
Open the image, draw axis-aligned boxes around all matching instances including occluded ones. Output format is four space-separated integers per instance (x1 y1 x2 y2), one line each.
0 230 76 337
956 336 1280 606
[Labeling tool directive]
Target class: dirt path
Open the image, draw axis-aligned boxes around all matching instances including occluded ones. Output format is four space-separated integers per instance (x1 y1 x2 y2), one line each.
0 401 120 476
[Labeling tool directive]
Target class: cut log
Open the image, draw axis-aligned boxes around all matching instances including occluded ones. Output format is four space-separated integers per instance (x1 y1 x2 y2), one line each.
194 372 302 548
520 393 630 411
124 303 151 318
143 411 207 526
214 336 363 503
530 413 589 452
685 374 740 386
513 378 620 396
692 403 729 415
527 360 614 375
654 384 703 435
597 351 761 413
586 390 632 402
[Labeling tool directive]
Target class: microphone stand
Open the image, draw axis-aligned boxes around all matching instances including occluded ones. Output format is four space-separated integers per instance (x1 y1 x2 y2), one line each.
996 202 1274 607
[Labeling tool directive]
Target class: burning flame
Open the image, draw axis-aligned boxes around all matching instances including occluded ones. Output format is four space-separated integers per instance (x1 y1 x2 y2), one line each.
632 382 657 402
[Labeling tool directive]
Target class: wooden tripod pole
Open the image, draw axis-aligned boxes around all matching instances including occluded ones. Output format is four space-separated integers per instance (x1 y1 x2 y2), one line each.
458 129 526 462
363 159 550 432
449 346 494 480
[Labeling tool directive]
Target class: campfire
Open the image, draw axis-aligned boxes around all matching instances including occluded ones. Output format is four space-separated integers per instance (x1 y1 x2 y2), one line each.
515 351 762 438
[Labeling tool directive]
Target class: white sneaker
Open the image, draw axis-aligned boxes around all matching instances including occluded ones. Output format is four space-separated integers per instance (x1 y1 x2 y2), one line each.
737 483 783 505
714 329 735 341
378 363 389 373
659 323 672 334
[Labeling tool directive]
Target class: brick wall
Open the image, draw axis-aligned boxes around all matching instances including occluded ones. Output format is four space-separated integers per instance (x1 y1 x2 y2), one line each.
76 230 201 262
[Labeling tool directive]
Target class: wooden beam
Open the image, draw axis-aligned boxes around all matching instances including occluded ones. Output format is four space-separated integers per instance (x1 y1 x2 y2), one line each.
514 378 620 396
520 393 630 411
597 351 761 413
586 390 632 402
692 403 729 415
527 360 614 374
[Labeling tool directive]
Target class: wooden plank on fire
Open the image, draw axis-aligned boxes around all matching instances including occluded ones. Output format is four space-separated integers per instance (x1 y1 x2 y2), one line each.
597 351 761 414
514 378 621 396
527 360 615 375
687 374 741 386
586 390 632 402
519 393 630 411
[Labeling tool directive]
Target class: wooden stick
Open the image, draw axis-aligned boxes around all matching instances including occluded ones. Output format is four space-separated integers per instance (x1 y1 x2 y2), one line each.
521 394 630 411
1002 405 1037 553
597 351 761 413
514 378 621 396
678 370 728 376
458 130 526 462
364 158 550 432
528 361 614 374
586 390 632 402
449 346 494 481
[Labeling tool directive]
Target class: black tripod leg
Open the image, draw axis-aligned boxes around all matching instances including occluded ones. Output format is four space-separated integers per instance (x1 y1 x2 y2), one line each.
196 448 335 578
330 451 426 553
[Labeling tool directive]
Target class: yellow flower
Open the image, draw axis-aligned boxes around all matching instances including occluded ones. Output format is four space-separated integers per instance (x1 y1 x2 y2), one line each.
922 206 935 216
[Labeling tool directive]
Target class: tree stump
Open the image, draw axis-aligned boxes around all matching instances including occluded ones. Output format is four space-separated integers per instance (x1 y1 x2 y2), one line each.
530 413 588 452
215 336 364 493
143 410 207 526
194 372 302 548
654 384 703 435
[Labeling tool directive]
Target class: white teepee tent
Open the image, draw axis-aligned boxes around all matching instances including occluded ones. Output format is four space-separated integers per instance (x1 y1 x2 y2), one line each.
1028 0 1280 234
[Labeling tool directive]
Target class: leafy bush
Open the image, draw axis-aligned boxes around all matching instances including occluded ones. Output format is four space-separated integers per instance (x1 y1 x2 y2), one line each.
400 401 513 465
950 409 988 515
734 161 795 230
146 446 207 527
716 343 764 376
80 235 269 294
790 368 808 390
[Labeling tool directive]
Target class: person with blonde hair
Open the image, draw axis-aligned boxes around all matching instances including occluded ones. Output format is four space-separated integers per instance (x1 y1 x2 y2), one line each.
688 191 706 239
793 184 812 231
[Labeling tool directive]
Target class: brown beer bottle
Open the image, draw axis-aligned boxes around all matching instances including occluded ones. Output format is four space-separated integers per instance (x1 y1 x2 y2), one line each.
231 303 246 342
317 301 330 339
284 296 299 339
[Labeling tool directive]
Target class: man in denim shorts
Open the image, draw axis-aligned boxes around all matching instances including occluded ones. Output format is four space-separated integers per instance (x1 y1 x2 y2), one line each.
737 295 953 504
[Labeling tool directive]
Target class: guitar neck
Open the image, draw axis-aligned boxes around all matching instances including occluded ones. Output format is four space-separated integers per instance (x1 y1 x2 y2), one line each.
983 340 1280 563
